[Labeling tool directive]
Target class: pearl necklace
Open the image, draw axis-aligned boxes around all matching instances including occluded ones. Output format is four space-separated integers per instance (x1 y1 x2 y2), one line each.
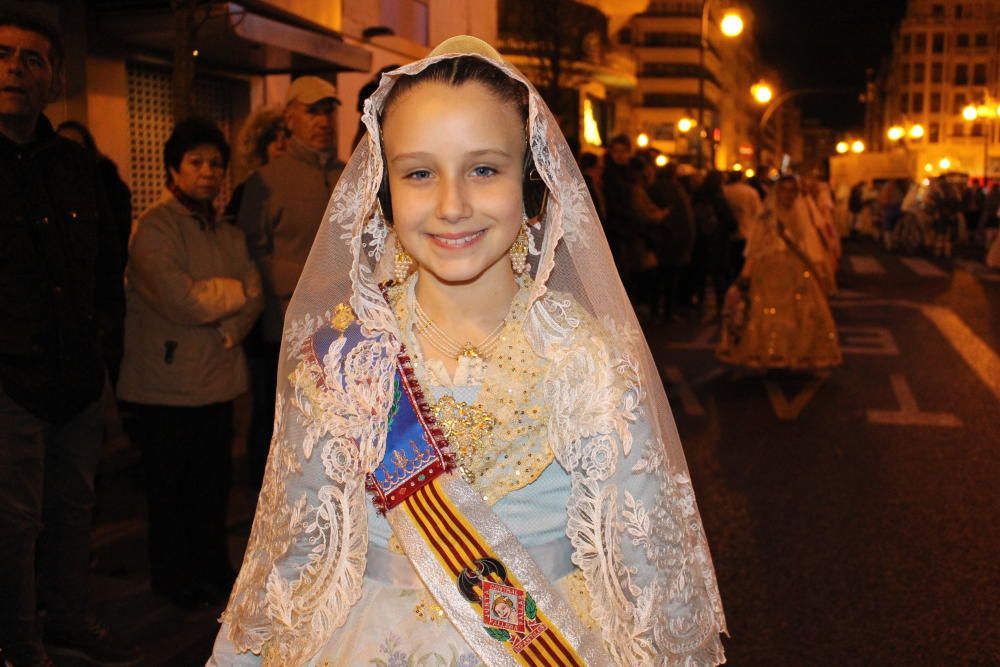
413 298 507 360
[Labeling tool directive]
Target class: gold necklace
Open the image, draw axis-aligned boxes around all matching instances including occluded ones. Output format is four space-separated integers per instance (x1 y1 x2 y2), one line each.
413 298 507 360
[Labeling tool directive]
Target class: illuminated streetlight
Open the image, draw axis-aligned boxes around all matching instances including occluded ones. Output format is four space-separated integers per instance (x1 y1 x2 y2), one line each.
836 141 849 154
677 117 696 133
744 168 756 178
732 163 743 171
887 126 905 141
655 154 668 167
909 124 925 139
636 133 650 148
963 104 979 121
751 82 774 105
939 158 952 169
720 12 744 38
851 140 865 154
924 163 933 173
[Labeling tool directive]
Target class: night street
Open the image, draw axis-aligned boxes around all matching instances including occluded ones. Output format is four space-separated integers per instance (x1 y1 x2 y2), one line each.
75 240 1000 667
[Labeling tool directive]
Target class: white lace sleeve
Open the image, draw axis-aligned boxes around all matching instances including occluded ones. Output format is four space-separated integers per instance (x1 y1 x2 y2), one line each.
533 296 726 666
218 316 398 666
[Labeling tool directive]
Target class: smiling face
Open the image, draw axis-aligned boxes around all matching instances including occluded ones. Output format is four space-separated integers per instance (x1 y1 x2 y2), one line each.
0 25 58 122
169 143 225 203
382 81 525 287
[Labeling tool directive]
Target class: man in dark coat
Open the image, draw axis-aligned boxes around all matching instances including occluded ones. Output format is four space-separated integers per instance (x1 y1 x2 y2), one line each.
0 12 138 667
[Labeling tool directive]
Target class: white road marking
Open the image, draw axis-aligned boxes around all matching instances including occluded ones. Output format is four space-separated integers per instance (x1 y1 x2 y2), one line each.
668 325 719 350
920 306 1000 405
764 374 828 421
663 366 705 416
839 325 900 356
831 299 1000 405
899 257 948 277
848 256 886 274
867 374 962 427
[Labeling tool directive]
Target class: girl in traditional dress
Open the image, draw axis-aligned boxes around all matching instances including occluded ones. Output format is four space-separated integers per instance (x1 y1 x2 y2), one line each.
717 176 842 371
209 37 725 666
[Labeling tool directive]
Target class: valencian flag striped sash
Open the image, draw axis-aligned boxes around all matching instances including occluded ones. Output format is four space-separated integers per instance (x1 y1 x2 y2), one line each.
368 349 588 667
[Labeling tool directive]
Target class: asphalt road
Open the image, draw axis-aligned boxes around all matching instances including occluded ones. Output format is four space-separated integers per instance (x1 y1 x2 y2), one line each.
76 239 998 667
651 240 999 666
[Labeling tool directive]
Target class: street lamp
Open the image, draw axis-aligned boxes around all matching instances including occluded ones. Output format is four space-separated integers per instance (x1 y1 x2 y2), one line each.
851 140 866 154
636 133 650 148
655 154 669 167
697 3 744 169
939 157 952 170
720 11 744 37
677 117 696 133
961 100 997 182
751 81 774 105
836 141 849 154
909 124 925 139
887 125 905 142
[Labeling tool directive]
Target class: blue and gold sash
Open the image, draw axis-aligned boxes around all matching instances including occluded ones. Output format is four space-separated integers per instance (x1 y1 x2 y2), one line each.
309 310 608 666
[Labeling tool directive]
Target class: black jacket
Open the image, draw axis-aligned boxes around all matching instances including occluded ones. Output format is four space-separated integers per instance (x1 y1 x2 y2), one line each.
0 115 124 424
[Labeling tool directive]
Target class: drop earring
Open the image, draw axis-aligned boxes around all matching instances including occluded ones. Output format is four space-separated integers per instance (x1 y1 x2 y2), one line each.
394 245 413 283
510 216 530 275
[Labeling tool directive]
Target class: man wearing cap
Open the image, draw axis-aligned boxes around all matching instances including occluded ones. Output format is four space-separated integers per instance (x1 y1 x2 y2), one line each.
235 75 344 486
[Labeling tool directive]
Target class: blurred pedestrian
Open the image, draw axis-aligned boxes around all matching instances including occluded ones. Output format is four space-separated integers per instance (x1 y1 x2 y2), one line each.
628 155 668 318
579 151 605 221
979 183 1000 253
690 170 738 318
117 117 263 610
223 107 287 475
717 176 842 371
928 179 961 257
0 12 140 667
236 76 345 488
602 133 636 277
351 64 400 152
724 170 762 283
56 120 132 270
650 161 696 320
224 107 287 221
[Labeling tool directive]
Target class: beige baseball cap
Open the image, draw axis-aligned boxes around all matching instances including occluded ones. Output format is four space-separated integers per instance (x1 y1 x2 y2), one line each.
285 76 341 107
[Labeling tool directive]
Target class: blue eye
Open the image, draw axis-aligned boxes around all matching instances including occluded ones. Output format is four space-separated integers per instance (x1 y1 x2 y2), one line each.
472 166 497 177
406 169 432 180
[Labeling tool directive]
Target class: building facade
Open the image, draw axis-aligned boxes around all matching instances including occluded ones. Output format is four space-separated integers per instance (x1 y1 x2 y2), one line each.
626 0 762 169
874 0 1000 181
20 0 497 219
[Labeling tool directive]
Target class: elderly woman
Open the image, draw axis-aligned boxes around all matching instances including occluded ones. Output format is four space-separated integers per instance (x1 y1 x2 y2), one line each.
118 117 263 610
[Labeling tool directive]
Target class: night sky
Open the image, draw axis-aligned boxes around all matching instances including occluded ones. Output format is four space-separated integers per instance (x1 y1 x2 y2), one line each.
750 0 909 131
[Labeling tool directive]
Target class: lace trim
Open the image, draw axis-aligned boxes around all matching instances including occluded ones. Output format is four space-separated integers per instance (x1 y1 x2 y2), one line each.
387 275 553 505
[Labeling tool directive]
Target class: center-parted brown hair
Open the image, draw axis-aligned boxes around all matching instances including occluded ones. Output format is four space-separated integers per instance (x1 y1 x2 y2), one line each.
380 56 529 126
377 55 548 222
